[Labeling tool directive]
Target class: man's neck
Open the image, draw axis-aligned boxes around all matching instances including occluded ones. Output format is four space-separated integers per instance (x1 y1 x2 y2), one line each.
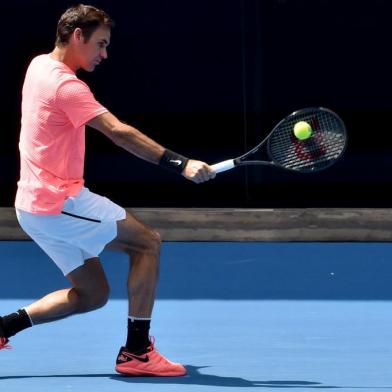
50 47 78 72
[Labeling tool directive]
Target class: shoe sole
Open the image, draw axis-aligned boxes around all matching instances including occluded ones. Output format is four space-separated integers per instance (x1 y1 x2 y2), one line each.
115 365 187 377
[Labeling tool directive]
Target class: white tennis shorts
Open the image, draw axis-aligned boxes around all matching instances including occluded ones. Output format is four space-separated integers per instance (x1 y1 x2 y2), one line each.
16 187 126 276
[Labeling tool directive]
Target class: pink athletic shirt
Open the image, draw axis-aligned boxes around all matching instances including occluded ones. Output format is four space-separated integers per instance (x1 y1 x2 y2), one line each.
15 54 108 214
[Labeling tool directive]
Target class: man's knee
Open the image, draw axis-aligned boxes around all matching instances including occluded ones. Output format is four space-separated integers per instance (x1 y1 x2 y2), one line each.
150 229 161 253
75 283 110 312
126 227 161 257
67 258 110 313
143 228 161 257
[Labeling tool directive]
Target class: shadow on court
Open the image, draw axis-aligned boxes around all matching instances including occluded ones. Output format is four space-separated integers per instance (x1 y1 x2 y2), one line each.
2 366 389 389
3 366 392 389
112 366 328 388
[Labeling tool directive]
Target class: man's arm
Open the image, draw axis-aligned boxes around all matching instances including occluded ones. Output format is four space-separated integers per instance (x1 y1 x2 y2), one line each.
88 112 215 183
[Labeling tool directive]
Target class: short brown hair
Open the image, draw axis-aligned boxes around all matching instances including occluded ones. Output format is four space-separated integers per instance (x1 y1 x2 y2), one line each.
55 4 114 46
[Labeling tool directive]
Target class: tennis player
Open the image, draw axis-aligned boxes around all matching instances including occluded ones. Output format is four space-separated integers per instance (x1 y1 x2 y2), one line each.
0 4 215 376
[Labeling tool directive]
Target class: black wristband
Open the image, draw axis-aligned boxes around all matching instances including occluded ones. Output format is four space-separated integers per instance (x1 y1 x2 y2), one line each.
159 149 189 174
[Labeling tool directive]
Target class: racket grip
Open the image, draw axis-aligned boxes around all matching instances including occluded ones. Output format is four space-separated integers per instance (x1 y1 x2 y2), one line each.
211 159 235 173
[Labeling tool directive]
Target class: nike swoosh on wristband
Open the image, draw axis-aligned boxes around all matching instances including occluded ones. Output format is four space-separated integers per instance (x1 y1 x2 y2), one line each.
121 351 150 363
169 159 182 166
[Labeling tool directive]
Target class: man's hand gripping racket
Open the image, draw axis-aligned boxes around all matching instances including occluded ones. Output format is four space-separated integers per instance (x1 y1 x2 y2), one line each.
211 107 347 174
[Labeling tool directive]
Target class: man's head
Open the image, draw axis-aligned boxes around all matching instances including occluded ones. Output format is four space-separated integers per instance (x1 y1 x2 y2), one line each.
55 4 114 72
56 4 114 46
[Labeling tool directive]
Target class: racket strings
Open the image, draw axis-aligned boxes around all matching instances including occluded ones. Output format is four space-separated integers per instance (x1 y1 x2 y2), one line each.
268 109 346 172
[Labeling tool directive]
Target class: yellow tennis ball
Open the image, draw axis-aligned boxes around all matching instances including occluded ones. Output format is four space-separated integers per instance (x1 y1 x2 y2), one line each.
293 121 313 140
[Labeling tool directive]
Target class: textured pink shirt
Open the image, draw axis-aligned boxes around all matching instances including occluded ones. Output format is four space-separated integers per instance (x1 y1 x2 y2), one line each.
15 54 108 214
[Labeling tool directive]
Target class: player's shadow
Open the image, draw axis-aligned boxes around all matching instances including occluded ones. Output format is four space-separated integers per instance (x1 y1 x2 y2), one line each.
2 366 391 389
0 366 330 387
110 365 334 388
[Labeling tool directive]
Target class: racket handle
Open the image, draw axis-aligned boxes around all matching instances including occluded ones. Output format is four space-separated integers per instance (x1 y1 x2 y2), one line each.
211 159 235 173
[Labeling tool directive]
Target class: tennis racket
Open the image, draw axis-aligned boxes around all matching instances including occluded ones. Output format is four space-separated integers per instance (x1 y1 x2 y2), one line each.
211 107 347 174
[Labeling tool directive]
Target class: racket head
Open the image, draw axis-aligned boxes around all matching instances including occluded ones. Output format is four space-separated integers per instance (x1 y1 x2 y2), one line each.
266 107 347 173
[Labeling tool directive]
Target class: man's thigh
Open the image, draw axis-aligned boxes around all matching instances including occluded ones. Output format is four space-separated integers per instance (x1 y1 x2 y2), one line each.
106 210 160 254
67 257 108 292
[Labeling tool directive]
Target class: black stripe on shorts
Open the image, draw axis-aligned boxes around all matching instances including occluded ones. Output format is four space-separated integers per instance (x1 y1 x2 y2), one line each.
61 211 101 223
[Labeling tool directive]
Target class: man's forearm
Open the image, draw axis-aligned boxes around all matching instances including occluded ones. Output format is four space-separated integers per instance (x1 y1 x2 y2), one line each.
111 124 165 164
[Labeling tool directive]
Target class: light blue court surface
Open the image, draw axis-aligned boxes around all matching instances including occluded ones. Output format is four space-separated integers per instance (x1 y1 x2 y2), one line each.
1 241 392 391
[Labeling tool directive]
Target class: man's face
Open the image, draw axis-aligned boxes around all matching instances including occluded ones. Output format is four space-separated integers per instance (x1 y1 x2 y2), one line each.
78 26 111 72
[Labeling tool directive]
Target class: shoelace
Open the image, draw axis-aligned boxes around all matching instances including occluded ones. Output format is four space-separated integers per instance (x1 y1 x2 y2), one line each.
147 336 173 365
0 337 12 350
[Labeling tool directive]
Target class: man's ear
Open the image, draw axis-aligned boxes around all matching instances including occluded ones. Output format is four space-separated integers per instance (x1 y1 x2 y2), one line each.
73 28 83 42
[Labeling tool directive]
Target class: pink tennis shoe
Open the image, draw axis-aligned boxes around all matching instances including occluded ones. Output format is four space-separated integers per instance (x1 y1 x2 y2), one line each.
0 318 11 350
0 337 11 350
115 339 186 377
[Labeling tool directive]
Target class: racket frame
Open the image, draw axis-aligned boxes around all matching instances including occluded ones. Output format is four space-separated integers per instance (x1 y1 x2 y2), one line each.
211 107 347 174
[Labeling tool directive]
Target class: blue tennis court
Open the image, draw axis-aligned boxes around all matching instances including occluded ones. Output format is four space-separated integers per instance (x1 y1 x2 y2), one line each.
1 241 392 391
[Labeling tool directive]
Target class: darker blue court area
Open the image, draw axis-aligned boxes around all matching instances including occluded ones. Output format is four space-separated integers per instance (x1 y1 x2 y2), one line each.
1 241 392 300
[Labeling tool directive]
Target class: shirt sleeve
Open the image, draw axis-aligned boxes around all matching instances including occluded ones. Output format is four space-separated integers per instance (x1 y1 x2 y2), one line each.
55 78 108 128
